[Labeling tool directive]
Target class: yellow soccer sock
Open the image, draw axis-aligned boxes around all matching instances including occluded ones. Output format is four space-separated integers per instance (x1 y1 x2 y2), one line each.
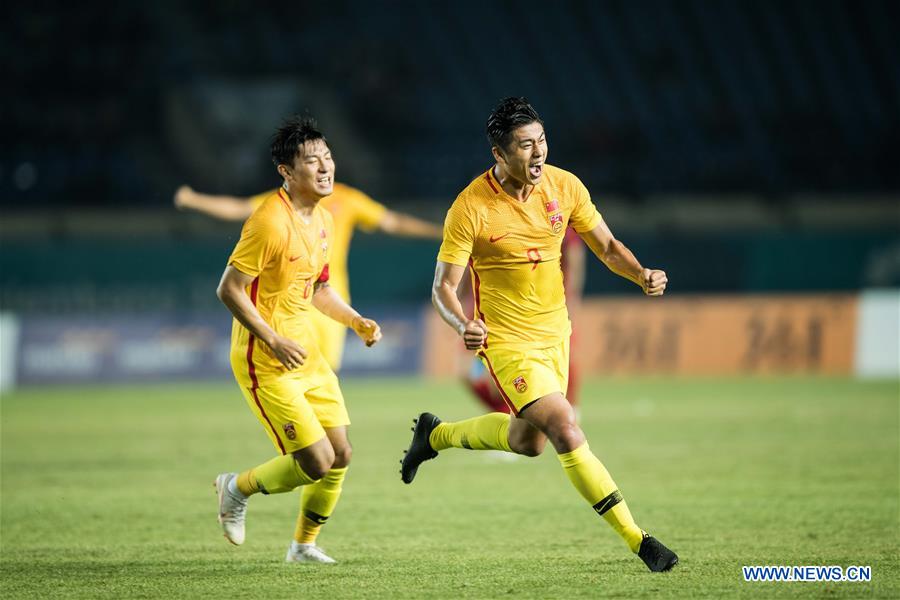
236 469 259 496
558 443 644 552
429 412 513 452
245 454 320 495
294 466 348 544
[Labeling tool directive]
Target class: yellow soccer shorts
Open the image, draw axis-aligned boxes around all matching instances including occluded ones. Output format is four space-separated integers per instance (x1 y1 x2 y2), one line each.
233 355 350 455
310 309 347 372
477 337 570 415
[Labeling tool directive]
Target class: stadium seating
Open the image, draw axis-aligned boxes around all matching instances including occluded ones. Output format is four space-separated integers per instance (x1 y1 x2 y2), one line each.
4 0 898 207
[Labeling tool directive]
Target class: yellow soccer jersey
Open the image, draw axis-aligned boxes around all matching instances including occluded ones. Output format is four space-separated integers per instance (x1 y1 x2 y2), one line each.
438 164 602 348
229 188 334 378
250 183 386 301
248 190 275 212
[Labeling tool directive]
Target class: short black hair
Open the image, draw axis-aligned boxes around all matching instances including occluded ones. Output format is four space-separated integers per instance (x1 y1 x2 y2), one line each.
271 115 326 167
486 97 543 152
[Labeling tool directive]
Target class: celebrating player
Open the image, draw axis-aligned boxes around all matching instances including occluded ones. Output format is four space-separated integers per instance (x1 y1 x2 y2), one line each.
401 98 678 572
175 176 441 372
214 116 382 564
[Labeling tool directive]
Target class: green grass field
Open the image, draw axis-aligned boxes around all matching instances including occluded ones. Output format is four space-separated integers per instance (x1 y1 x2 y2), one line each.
1 377 897 598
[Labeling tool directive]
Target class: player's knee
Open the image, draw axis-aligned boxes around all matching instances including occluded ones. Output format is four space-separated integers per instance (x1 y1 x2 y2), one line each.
294 446 335 480
331 444 352 468
304 456 334 480
549 422 585 453
517 441 546 457
510 437 546 457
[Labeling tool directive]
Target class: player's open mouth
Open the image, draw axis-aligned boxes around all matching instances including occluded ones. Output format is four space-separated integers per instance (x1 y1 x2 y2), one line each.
316 176 331 185
529 164 543 178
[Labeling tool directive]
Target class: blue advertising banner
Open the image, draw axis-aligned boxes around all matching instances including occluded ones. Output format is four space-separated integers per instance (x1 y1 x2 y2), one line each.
16 313 232 385
340 306 424 376
14 308 423 386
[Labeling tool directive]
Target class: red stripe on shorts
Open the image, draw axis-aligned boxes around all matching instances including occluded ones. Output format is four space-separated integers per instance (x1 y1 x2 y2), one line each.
245 277 286 454
478 350 518 415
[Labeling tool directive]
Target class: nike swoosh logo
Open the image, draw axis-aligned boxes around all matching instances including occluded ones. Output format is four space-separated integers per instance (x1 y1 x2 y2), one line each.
592 490 624 516
489 233 511 243
289 255 301 262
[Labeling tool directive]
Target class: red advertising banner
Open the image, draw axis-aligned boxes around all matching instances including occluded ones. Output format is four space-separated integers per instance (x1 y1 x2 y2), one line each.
423 295 858 377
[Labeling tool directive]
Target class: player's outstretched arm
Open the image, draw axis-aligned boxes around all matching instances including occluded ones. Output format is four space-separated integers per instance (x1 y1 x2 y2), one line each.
578 218 668 296
174 185 255 221
312 282 381 347
432 261 488 350
216 265 309 369
378 210 444 240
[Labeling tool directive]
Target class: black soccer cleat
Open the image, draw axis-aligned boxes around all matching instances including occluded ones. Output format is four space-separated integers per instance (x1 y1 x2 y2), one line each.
400 412 441 484
638 534 679 572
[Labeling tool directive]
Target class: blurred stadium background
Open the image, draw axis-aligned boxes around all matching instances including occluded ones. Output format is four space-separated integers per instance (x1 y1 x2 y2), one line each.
2 1 898 597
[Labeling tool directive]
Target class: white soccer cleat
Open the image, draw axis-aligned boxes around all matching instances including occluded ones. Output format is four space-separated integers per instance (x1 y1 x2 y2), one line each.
285 543 337 564
214 473 248 546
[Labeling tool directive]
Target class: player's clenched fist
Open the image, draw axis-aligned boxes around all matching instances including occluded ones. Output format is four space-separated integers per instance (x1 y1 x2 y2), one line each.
459 318 488 350
352 316 382 347
641 268 668 296
268 335 309 370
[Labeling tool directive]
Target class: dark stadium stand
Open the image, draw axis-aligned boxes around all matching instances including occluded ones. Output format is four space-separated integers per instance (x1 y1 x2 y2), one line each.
4 0 898 207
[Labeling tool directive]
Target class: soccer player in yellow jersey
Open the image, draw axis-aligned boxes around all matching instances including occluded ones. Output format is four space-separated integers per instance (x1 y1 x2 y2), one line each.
214 116 382 564
175 180 441 371
401 98 678 572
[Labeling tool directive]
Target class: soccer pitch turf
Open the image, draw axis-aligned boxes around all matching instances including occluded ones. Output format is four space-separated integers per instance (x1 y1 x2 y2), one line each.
1 377 897 599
